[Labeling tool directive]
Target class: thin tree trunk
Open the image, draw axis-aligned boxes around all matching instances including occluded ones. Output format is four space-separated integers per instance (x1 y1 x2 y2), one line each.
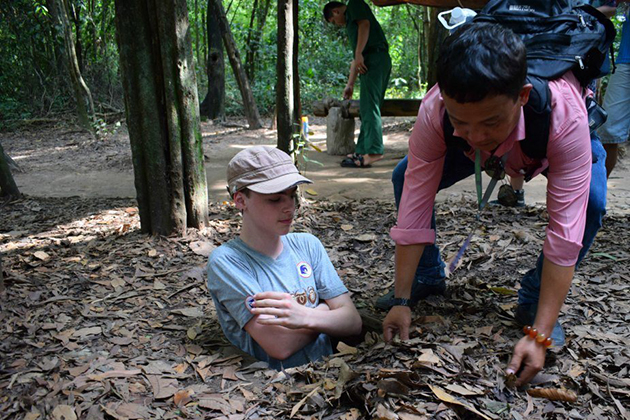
70 1 84 73
292 0 301 123
202 6 208 65
277 0 294 153
100 0 110 57
195 0 201 67
426 6 446 89
245 0 259 80
200 0 225 120
114 0 208 235
53 0 95 130
245 0 271 83
406 4 424 88
211 0 262 129
0 143 21 200
89 0 97 62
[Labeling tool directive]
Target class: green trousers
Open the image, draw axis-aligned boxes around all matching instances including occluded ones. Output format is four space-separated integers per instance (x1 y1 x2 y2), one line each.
356 50 391 155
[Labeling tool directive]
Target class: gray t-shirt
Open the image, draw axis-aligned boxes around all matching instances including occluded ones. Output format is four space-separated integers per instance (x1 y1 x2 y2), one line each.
207 233 348 369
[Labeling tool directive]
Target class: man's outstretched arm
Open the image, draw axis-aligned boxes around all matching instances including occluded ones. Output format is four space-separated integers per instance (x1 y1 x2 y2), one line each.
383 243 425 342
507 258 573 386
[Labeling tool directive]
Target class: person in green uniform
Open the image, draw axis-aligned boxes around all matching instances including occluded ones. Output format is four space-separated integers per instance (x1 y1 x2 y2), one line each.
324 0 392 168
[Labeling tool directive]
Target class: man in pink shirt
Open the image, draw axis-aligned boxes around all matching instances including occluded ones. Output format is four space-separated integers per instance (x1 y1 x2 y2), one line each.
381 23 607 386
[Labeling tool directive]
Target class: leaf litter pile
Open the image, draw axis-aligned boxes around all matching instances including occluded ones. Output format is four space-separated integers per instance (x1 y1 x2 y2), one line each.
1 194 629 420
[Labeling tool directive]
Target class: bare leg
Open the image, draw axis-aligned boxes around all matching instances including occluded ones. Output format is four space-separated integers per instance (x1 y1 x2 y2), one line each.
603 143 618 178
511 176 524 191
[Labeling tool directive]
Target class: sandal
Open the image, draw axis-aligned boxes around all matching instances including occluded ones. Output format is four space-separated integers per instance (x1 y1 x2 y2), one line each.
340 153 371 168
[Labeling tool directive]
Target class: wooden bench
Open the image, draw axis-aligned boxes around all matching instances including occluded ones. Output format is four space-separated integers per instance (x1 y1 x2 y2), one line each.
312 98 422 155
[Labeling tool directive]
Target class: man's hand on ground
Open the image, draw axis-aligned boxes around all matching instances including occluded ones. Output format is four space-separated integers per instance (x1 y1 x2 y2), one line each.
343 84 354 100
383 305 411 342
506 336 547 387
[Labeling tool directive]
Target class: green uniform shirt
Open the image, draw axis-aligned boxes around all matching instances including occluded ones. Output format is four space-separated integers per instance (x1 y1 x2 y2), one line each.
344 0 388 54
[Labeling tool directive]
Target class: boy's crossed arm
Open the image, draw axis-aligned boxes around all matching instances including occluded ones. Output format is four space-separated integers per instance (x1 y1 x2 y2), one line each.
244 292 362 361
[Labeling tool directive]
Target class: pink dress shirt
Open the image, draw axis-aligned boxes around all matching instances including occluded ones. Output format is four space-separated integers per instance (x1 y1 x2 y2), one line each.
391 72 592 267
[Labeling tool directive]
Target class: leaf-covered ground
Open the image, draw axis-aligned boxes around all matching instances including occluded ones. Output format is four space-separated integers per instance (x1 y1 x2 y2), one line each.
1 195 629 420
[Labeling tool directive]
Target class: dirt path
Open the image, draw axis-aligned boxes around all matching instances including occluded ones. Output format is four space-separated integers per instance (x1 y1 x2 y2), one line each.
3 118 629 215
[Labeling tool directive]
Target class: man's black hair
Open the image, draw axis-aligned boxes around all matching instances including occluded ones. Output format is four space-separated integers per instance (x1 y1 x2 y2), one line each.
323 1 345 21
437 22 527 103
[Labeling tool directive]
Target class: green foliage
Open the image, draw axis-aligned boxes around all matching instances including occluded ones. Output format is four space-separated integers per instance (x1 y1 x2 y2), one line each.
0 0 121 125
1 0 427 124
193 0 426 116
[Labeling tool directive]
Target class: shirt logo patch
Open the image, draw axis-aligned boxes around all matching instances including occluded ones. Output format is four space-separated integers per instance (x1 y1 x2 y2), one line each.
297 262 313 278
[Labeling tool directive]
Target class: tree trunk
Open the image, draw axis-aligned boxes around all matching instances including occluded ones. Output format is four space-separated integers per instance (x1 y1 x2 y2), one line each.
202 6 208 65
245 0 271 82
211 0 263 129
200 0 225 120
426 6 446 90
292 0 301 123
70 1 84 73
195 0 201 67
100 0 110 57
0 142 21 200
276 0 294 153
244 0 259 81
114 0 208 235
406 4 425 88
52 0 95 131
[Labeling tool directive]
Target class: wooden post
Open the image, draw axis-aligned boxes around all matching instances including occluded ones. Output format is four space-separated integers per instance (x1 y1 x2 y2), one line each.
326 107 355 156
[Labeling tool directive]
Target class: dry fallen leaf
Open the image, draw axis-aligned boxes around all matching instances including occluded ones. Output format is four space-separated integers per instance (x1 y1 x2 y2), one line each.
189 241 216 257
147 375 178 399
72 326 102 338
198 395 233 415
173 389 194 407
115 403 151 419
170 307 204 318
33 251 50 261
527 388 578 403
52 405 76 420
88 369 142 381
355 233 376 242
429 385 492 420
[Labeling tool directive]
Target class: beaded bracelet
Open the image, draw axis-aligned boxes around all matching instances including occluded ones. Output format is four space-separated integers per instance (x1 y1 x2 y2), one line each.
523 325 553 348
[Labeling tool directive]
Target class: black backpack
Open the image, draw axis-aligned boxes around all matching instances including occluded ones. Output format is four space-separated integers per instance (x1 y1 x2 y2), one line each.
443 0 616 171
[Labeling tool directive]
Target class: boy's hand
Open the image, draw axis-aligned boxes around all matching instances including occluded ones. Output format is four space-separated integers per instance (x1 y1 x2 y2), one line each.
251 292 311 329
343 84 354 100
355 53 367 74
506 336 547 387
383 306 411 342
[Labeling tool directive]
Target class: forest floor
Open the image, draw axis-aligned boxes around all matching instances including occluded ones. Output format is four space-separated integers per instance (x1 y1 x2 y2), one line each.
1 119 630 420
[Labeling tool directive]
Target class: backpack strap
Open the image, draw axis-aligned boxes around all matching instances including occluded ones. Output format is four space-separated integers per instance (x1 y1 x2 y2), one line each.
442 77 551 181
520 77 551 161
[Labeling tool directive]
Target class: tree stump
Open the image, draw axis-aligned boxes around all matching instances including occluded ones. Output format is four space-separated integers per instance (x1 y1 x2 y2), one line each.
326 107 355 156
